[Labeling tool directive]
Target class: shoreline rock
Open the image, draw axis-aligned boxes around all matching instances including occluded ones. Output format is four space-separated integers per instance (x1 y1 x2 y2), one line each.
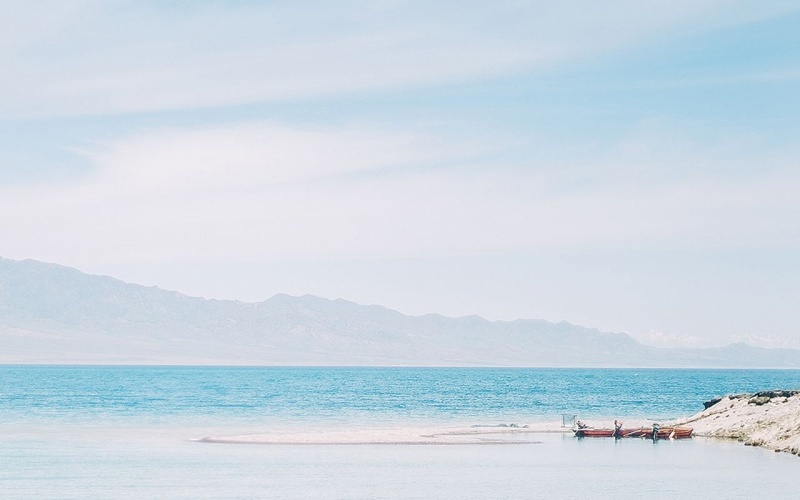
674 390 800 457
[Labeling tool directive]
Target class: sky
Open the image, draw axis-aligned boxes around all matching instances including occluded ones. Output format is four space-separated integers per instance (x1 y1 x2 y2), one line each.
1 1 799 348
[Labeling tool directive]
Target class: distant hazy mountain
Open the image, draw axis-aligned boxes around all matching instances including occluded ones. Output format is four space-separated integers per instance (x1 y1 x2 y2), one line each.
2 257 799 367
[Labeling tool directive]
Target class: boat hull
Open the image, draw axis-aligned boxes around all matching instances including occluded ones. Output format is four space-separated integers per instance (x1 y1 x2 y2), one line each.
574 427 693 439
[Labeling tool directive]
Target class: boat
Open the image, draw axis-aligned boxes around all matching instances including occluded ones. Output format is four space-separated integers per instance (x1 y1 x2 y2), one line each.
573 428 617 437
574 427 693 439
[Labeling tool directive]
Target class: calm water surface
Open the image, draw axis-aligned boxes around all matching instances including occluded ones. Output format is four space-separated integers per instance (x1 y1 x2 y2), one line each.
3 366 800 425
1 366 799 498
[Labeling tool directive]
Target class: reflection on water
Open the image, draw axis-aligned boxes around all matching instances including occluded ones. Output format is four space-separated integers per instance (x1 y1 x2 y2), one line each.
1 426 796 499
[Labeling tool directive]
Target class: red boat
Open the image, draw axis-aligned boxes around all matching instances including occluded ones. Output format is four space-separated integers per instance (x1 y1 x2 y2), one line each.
574 427 693 439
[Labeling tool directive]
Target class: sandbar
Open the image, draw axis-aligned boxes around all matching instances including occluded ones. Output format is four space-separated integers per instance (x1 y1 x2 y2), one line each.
196 425 546 445
195 420 658 445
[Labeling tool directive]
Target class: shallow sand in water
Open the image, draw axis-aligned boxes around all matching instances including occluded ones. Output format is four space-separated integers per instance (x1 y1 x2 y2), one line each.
196 419 659 445
198 427 539 445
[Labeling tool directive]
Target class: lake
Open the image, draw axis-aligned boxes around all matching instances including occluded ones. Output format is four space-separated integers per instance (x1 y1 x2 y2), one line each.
2 366 799 498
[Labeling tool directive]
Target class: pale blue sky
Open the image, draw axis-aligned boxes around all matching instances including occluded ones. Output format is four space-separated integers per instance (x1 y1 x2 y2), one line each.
1 1 798 347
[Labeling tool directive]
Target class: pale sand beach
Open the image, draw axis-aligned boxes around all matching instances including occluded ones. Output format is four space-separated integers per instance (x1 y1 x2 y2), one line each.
671 390 800 456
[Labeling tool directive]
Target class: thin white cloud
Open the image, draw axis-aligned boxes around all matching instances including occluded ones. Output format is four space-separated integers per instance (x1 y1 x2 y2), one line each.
1 121 798 268
2 0 790 117
78 123 487 194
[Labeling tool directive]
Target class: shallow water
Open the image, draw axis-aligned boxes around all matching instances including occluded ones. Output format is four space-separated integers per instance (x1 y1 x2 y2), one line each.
2 427 797 499
2 366 799 498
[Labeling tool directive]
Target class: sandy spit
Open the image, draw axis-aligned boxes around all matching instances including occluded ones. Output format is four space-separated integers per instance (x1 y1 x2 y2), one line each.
195 426 548 445
194 419 665 446
672 390 800 457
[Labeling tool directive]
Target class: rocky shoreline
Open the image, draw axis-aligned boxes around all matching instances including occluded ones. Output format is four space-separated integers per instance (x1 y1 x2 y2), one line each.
674 390 800 457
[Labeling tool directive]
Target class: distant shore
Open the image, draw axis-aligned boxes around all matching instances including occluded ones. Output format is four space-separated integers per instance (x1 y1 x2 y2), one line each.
672 390 800 457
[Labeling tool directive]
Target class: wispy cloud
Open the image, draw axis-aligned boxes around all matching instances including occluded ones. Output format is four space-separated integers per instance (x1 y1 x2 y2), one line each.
78 123 489 192
1 121 797 267
1 0 787 118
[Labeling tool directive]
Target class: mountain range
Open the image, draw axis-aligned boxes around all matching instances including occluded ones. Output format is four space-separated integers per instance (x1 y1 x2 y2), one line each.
1 257 798 367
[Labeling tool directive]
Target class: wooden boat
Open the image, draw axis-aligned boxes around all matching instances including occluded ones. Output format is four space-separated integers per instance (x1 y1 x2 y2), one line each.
628 427 693 439
574 428 617 437
574 427 693 439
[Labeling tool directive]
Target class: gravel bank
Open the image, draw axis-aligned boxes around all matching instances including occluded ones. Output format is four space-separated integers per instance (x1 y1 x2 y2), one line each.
673 390 800 457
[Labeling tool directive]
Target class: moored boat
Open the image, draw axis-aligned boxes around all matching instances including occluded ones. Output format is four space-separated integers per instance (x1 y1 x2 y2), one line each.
574 427 693 439
574 428 616 437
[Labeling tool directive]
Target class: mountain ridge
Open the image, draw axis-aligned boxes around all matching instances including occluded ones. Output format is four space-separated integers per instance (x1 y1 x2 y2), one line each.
1 257 798 367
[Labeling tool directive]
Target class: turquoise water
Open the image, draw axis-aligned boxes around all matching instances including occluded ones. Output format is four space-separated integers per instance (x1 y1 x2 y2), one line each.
2 367 800 498
3 366 800 425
